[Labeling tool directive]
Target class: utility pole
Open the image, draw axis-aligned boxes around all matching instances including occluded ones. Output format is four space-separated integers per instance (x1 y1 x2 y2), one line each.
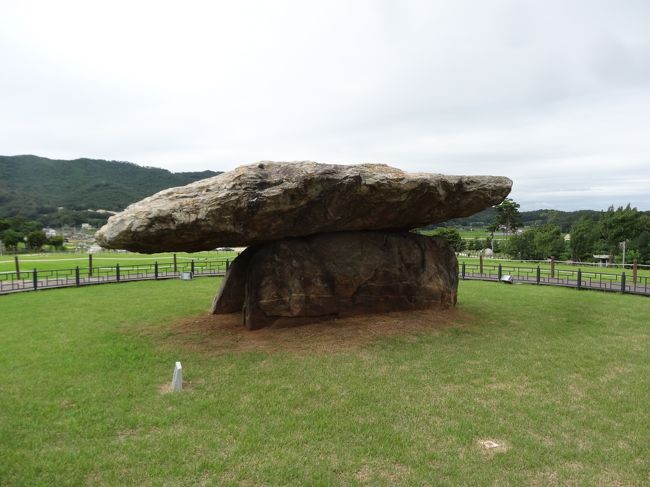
620 241 627 268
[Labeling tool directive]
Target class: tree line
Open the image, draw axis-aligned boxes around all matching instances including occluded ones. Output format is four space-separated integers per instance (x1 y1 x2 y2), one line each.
431 201 650 264
0 218 64 252
0 155 219 227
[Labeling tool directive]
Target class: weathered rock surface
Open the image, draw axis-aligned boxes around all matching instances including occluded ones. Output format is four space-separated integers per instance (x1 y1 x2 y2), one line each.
96 161 512 253
213 231 458 330
210 245 257 314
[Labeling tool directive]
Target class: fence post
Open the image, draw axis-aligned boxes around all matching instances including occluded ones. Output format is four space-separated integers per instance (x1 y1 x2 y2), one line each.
461 262 466 280
536 266 541 284
632 259 638 291
75 266 80 286
620 272 626 293
14 255 20 276
33 269 38 290
154 261 159 280
88 253 93 277
191 259 195 274
226 258 230 272
479 254 483 276
116 264 120 282
550 256 555 279
498 263 502 280
577 269 582 290
173 253 177 274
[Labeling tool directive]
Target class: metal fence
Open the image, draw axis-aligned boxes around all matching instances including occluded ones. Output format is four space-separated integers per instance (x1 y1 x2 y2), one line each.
0 258 230 294
460 262 650 296
1 258 649 297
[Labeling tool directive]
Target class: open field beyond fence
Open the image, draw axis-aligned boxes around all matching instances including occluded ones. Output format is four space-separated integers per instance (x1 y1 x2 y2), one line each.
2 253 649 296
457 256 650 277
0 250 239 273
458 257 650 295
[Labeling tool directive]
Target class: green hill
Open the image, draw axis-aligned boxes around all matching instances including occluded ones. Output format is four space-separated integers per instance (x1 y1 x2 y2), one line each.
444 207 604 232
0 155 220 226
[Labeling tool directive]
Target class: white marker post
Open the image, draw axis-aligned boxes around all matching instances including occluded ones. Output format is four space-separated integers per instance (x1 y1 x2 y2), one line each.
171 361 183 392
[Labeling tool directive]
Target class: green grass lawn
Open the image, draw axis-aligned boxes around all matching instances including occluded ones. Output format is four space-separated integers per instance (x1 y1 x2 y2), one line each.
419 228 510 241
1 279 649 485
0 250 238 274
457 256 650 279
4 251 647 281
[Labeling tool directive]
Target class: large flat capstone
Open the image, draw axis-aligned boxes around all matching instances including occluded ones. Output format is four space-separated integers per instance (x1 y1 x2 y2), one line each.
212 231 458 330
95 161 512 253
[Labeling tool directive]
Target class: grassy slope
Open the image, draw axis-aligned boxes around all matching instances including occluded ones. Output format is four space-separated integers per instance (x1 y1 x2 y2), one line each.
1 280 649 485
0 154 219 213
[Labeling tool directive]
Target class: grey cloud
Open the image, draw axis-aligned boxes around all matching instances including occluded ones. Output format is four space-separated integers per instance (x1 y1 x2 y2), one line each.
0 0 649 211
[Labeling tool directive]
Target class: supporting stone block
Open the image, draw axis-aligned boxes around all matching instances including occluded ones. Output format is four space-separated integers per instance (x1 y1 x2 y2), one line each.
213 231 458 330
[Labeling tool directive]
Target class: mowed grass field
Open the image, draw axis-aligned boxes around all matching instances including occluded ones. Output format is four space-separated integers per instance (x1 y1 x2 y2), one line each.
457 256 650 278
1 279 649 485
419 228 511 241
5 249 647 279
0 250 239 274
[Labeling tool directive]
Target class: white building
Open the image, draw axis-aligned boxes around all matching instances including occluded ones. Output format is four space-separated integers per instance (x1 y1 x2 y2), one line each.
593 254 612 267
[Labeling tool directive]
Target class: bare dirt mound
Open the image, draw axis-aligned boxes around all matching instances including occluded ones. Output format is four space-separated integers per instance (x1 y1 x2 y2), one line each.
151 308 474 355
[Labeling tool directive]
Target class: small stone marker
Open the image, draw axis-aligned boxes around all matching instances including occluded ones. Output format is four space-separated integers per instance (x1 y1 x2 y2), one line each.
171 361 183 392
480 440 500 449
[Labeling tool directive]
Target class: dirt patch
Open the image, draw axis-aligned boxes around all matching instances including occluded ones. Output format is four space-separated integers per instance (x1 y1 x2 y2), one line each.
142 307 474 355
158 378 204 394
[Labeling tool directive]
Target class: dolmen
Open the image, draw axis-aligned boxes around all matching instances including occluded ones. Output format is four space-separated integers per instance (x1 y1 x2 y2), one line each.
96 162 512 329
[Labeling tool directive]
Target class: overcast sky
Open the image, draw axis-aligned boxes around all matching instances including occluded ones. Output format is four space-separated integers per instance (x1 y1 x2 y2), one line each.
1 0 649 210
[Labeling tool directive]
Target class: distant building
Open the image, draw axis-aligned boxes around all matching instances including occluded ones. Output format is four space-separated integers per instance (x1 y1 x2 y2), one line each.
593 254 612 267
43 228 58 238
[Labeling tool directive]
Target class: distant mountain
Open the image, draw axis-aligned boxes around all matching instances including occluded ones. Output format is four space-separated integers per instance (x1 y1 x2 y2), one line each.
4 154 647 232
439 207 649 232
0 155 220 226
442 207 602 231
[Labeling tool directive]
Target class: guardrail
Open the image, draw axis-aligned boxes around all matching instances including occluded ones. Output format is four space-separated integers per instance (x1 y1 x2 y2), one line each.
460 262 650 296
1 258 649 297
0 258 230 294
